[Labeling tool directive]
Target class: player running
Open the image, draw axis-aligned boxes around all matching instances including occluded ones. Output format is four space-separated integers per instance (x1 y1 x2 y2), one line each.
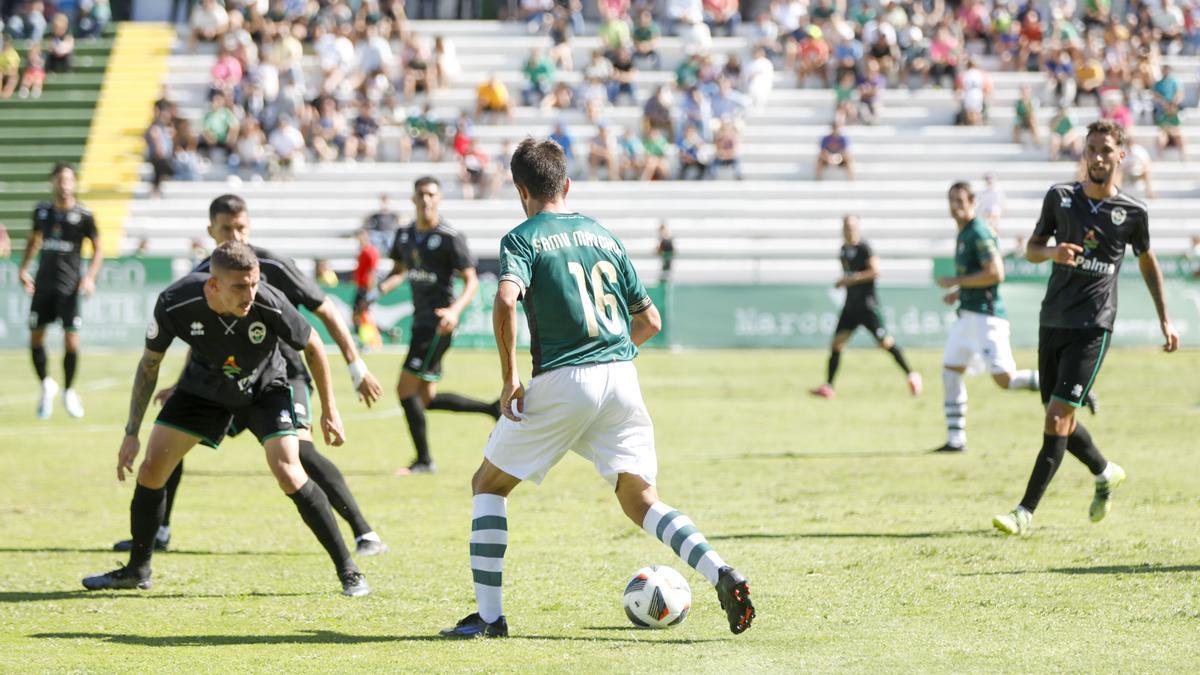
993 120 1180 536
377 176 500 475
110 195 390 557
17 162 102 419
810 215 921 399
439 138 755 639
82 241 369 596
930 181 1057 454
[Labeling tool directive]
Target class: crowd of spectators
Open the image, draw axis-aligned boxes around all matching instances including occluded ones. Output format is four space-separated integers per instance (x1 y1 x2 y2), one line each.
1 1 109 99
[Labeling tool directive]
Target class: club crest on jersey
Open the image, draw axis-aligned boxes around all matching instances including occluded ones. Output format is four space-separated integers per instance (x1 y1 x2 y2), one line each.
427 234 442 249
1111 207 1127 225
248 321 267 344
190 321 205 336
222 356 242 378
1083 229 1099 251
67 211 81 225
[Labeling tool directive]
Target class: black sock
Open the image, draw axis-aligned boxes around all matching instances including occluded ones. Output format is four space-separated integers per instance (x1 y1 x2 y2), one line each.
161 460 184 528
1066 423 1108 475
32 346 47 381
1019 434 1069 513
401 396 431 464
129 483 167 575
63 351 78 388
427 392 498 418
826 351 841 385
288 479 356 575
887 344 912 374
299 439 372 538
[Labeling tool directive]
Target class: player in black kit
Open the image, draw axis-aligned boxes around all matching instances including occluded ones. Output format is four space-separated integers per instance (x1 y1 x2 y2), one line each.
82 241 370 596
377 177 500 474
993 120 1180 536
110 195 390 557
810 215 921 399
17 163 103 420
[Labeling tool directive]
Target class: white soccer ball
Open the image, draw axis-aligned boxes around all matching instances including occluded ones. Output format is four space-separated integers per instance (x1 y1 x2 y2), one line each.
622 564 692 629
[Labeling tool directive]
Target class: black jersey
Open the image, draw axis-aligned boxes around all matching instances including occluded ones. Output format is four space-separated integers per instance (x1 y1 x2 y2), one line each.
839 240 876 305
1033 183 1150 331
193 246 326 380
146 273 313 407
388 220 475 327
32 200 97 295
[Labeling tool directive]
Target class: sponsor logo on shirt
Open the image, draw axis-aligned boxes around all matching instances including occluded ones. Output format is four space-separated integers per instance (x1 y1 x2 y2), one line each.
190 321 205 336
1083 229 1099 251
248 321 267 344
222 356 242 378
41 238 76 253
1078 257 1116 275
1060 196 1072 208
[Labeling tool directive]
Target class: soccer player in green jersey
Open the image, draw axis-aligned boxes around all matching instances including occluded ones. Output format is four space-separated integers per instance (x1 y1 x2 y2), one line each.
439 138 755 638
931 182 1045 453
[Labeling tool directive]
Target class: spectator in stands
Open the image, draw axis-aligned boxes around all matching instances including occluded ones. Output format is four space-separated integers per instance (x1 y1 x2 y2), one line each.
172 117 204 181
1013 84 1041 146
314 259 339 288
929 24 962 87
794 25 832 88
1153 0 1187 54
618 128 645 180
834 70 859 123
364 194 400 253
608 45 637 105
677 10 713 55
0 36 19 99
587 123 620 181
815 121 854 181
577 75 610 123
666 0 702 37
743 46 775 108
1047 104 1082 160
547 12 573 71
656 221 674 283
521 47 556 107
45 13 74 73
597 9 632 52
711 76 750 121
268 114 306 178
8 1 48 42
345 99 381 162
977 173 1005 231
400 33 435 98
451 110 475 157
632 10 661 69
145 105 176 197
1075 49 1105 106
520 0 555 33
1156 100 1187 159
1152 64 1184 119
490 138 514 195
1044 48 1076 106
475 73 513 121
210 43 244 96
198 91 240 159
584 48 613 84
679 85 713 141
1124 141 1156 198
640 128 672 180
956 57 990 126
75 0 111 40
309 95 347 163
433 35 461 89
17 44 44 98
549 121 575 173
1101 90 1135 130
750 13 781 60
677 125 714 179
642 84 674 138
548 80 575 111
401 103 444 161
190 0 229 48
711 119 744 180
858 59 886 125
704 0 741 37
458 138 491 199
355 22 395 81
233 115 269 181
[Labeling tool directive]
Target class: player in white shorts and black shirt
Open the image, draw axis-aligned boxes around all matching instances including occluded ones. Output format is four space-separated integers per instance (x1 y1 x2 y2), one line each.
438 138 756 638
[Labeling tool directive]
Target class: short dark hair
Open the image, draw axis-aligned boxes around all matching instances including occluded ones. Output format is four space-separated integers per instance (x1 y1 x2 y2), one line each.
413 176 440 193
209 194 248 222
511 137 567 202
210 241 259 273
49 162 74 179
948 180 975 200
1086 119 1127 147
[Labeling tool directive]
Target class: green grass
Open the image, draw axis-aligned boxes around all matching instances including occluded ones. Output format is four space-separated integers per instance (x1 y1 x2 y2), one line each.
1 347 1198 672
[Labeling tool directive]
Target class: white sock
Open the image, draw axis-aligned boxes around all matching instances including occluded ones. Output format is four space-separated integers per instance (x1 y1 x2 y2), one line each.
1097 462 1115 482
943 369 967 447
356 531 381 543
470 494 508 623
641 502 726 587
156 525 171 540
1007 369 1038 390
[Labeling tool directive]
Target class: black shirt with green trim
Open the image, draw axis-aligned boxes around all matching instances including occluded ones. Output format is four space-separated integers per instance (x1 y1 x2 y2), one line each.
388 221 475 328
839 241 877 306
32 200 97 296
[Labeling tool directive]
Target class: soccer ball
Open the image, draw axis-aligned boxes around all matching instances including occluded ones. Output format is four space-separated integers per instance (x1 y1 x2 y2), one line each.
622 565 691 628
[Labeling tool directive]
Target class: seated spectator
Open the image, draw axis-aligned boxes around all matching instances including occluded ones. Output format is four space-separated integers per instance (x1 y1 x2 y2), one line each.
18 45 45 98
815 121 854 181
675 52 703 89
977 172 1005 230
678 86 713 141
0 37 19 99
344 99 381 162
1123 142 1155 198
711 119 744 179
173 117 205 181
476 74 513 121
1152 65 1183 121
548 81 575 110
9 1 48 42
834 70 859 123
677 125 714 180
641 128 672 180
433 35 461 89
704 0 741 37
955 57 990 126
210 45 244 96
547 11 574 71
1047 105 1082 160
1101 91 1134 130
1016 8 1044 72
666 0 703 37
743 46 775 108
355 22 395 81
597 10 632 52
1156 102 1187 160
577 76 610 123
75 0 111 40
190 0 230 48
269 115 307 178
1075 50 1105 107
858 59 887 125
233 116 269 181
308 96 347 162
400 34 434 98
588 124 620 181
710 77 750 122
549 121 575 174
631 10 661 69
1012 84 1041 146
1152 0 1186 54
451 110 475 158
750 13 781 59
198 91 240 159
677 13 714 56
831 28 864 85
45 14 75 74
520 0 555 33
929 24 961 87
401 103 444 162
583 49 614 82
458 139 491 199
315 259 340 288
490 139 515 195
1043 49 1076 106
522 47 556 107
608 46 637 105
618 128 645 180
793 25 832 88
145 105 176 196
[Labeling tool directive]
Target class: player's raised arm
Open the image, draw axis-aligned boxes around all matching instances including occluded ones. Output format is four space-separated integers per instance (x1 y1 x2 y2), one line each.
119 348 166 481
1137 251 1179 353
312 297 383 406
493 278 524 421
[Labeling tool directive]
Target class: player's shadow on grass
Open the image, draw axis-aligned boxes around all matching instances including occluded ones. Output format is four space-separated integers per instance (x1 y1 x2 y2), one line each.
185 469 395 478
2 590 322 603
0 546 315 557
31 630 724 646
710 529 992 541
965 563 1200 576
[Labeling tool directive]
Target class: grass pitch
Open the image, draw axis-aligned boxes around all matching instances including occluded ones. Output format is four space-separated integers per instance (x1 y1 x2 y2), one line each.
1 347 1198 672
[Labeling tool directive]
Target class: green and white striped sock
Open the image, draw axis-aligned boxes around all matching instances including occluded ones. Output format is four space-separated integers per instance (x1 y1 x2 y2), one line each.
470 494 507 623
642 502 726 587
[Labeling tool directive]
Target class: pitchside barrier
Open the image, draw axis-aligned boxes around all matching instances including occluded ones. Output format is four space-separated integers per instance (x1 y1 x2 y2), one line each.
1 256 1196 350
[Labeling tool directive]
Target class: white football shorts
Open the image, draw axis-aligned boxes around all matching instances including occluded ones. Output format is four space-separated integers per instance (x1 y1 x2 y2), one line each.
943 309 1018 375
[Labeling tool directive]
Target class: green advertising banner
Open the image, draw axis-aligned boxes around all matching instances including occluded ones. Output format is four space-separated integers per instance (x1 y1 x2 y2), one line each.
932 255 1200 282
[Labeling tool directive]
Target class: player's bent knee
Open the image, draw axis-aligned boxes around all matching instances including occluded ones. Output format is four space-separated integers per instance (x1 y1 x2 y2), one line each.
471 459 520 497
615 473 658 525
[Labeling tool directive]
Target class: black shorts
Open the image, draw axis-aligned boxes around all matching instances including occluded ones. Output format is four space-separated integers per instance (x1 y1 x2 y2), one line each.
29 291 81 332
227 377 312 439
1038 326 1111 407
155 385 299 448
403 323 452 382
835 301 889 341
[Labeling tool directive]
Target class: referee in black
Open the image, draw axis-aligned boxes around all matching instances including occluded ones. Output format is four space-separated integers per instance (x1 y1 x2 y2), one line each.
83 241 369 596
377 177 500 475
993 120 1180 536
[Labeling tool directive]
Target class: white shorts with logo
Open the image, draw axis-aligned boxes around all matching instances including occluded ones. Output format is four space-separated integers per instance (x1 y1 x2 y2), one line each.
943 309 1017 375
484 361 657 488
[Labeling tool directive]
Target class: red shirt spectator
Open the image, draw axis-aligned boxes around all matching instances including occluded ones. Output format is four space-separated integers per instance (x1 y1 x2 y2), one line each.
599 0 630 18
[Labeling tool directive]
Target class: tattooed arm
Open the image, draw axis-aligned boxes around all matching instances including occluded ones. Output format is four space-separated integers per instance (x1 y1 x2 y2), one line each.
117 349 165 481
